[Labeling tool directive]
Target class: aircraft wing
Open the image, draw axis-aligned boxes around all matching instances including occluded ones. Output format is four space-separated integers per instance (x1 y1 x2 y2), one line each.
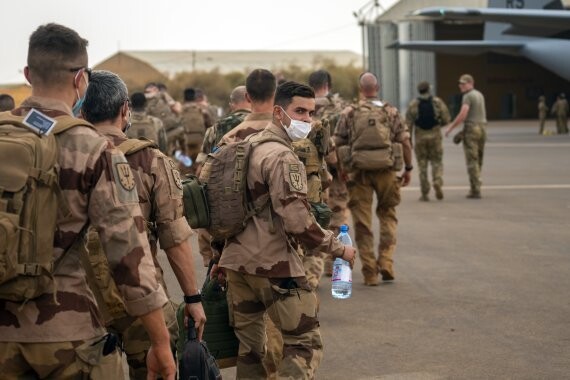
389 40 524 55
412 7 570 37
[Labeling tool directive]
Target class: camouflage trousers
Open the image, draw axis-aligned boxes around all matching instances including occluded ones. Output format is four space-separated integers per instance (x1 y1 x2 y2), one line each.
109 301 179 380
226 270 323 380
462 124 487 194
347 170 401 279
539 116 546 135
414 127 443 197
556 115 568 134
0 335 123 379
323 171 351 275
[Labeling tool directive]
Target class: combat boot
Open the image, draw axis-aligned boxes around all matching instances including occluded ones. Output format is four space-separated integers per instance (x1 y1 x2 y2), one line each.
362 267 379 286
434 186 444 200
419 194 430 202
466 191 481 199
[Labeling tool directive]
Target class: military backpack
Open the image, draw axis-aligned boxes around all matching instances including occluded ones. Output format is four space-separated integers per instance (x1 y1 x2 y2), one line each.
0 109 91 302
127 112 168 154
415 96 438 130
213 110 249 148
182 132 289 241
338 101 403 171
180 103 206 145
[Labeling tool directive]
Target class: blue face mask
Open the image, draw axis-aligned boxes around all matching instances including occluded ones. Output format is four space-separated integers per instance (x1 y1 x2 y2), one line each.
72 96 85 117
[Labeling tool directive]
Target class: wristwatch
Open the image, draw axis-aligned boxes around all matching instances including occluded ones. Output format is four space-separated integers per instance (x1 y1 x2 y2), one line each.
404 164 413 172
183 292 202 304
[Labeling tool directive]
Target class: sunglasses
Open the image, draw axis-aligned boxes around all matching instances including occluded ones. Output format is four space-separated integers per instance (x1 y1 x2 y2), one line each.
69 66 92 81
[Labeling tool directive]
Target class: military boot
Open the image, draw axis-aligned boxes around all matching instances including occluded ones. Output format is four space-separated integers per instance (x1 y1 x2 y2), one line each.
434 186 444 200
419 194 430 202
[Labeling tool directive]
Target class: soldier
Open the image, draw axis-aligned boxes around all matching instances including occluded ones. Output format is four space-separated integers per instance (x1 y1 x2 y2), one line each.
180 87 213 172
219 68 277 145
0 93 15 111
405 81 451 201
551 93 569 134
0 23 175 379
128 92 169 154
214 81 356 379
538 95 549 135
308 69 348 277
145 82 184 156
335 72 413 285
81 70 207 379
195 85 251 267
157 82 182 115
445 74 487 199
196 89 220 124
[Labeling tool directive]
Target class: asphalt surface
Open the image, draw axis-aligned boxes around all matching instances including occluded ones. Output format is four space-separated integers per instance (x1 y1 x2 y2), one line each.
160 120 570 379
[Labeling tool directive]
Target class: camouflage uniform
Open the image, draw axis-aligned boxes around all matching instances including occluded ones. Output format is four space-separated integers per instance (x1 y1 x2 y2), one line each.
181 101 213 168
335 98 410 284
218 112 274 145
196 109 251 266
0 97 166 378
219 123 345 379
405 95 451 200
89 124 192 379
551 97 569 134
538 98 549 135
146 94 183 155
315 94 349 275
461 89 487 196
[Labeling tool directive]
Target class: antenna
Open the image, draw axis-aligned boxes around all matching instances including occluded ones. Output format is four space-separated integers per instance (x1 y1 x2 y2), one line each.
353 0 384 70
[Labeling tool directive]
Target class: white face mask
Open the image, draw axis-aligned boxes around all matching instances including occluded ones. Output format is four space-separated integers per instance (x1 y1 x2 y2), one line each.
279 107 312 141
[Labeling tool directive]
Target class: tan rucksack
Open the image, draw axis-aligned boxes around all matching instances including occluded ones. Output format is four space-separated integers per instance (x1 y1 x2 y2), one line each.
197 132 289 241
0 110 91 302
342 101 402 171
81 137 156 325
180 103 206 145
127 112 168 154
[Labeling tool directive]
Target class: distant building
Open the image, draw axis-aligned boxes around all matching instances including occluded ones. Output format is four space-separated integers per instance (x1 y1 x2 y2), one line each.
95 50 361 91
0 83 31 108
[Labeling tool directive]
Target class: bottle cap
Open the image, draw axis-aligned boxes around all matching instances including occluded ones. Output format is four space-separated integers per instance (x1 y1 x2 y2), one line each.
340 224 349 233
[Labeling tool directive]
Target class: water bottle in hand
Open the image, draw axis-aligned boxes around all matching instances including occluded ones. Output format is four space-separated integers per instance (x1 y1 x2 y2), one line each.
332 224 352 299
174 150 193 167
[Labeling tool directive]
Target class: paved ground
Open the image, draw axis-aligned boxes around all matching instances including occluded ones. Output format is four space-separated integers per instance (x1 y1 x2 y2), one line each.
160 120 570 379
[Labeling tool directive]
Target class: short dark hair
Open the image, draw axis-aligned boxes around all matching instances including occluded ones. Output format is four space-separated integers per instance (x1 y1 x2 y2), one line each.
27 23 88 86
131 92 147 110
82 70 128 124
145 82 158 90
0 94 15 111
274 81 315 108
246 69 276 102
157 83 167 91
184 87 196 101
308 70 331 90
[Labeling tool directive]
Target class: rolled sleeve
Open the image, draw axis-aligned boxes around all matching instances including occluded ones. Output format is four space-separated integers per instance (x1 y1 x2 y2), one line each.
157 216 193 250
123 283 168 317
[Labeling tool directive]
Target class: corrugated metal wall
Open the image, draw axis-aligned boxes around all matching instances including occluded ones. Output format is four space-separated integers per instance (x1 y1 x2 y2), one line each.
367 22 400 104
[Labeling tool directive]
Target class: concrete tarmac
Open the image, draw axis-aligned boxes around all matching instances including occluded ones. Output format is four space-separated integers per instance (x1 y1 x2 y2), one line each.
160 120 570 379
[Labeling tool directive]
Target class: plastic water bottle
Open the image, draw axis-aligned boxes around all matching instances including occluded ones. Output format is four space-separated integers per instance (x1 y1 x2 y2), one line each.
332 224 353 299
174 150 193 167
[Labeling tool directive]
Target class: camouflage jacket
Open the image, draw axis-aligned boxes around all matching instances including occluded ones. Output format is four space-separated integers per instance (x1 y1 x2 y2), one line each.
552 99 569 117
196 109 251 164
315 94 344 135
219 123 345 278
218 112 273 145
97 125 192 257
334 97 409 148
0 97 166 342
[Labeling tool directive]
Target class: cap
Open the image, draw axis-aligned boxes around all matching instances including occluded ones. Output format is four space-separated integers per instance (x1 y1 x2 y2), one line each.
340 224 349 233
417 81 430 92
458 74 474 84
538 95 545 101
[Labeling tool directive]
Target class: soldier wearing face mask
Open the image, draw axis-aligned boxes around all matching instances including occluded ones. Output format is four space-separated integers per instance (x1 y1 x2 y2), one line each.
212 81 356 379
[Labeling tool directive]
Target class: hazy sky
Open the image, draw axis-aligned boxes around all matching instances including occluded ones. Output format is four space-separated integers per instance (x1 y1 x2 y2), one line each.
0 0 397 84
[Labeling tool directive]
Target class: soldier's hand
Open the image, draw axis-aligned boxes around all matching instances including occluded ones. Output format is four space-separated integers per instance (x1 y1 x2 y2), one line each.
210 263 227 288
401 170 412 187
146 343 176 380
342 246 357 268
185 302 207 341
444 125 453 137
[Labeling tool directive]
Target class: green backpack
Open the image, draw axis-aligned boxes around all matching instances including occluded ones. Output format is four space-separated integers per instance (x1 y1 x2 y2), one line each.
0 110 91 302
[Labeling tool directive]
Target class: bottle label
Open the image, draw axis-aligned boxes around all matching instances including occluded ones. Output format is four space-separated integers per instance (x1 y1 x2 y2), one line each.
332 264 352 282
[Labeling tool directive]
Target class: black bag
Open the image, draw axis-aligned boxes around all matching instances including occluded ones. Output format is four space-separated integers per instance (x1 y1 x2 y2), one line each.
415 97 437 130
179 320 222 380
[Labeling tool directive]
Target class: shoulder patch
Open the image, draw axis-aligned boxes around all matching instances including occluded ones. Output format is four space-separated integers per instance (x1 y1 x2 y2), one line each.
111 154 138 204
283 162 307 193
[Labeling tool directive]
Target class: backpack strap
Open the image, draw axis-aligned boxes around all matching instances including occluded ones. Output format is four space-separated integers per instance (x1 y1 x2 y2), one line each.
117 138 157 156
0 112 93 134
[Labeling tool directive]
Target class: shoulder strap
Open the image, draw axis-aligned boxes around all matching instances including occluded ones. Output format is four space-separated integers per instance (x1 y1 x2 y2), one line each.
250 131 290 148
117 138 157 156
0 112 92 134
